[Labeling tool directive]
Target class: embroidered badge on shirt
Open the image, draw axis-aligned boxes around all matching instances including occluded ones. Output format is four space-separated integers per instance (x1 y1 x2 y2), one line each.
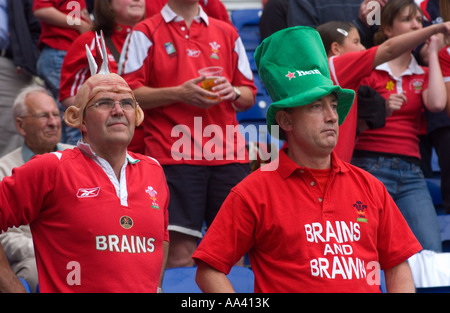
385 80 395 91
164 42 176 57
120 216 133 229
209 41 220 59
409 79 424 94
145 186 160 209
353 201 368 223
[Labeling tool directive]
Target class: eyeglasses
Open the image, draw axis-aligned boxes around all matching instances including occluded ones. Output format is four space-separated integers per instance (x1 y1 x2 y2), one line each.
86 98 137 112
21 112 61 122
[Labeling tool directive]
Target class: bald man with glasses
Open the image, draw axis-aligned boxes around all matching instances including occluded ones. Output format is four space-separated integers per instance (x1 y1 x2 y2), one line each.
0 35 170 292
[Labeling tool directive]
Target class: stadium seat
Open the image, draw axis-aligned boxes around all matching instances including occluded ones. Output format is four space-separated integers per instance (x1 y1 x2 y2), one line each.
426 176 442 206
379 270 386 293
19 277 31 293
162 266 201 293
416 286 450 293
439 214 450 243
431 147 440 173
231 9 263 51
162 266 254 293
231 8 283 164
236 95 269 123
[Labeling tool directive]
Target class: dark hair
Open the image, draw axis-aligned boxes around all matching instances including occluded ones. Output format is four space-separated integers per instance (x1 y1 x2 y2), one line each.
316 21 356 56
441 0 450 22
440 0 450 45
93 0 116 36
373 0 423 45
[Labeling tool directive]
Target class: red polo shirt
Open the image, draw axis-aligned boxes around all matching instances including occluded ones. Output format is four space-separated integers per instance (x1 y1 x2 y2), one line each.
123 5 256 165
0 146 169 292
439 45 450 78
33 0 89 51
145 0 231 23
354 57 429 159
193 148 421 293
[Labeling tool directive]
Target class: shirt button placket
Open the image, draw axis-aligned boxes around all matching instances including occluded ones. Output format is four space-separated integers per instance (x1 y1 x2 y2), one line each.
181 26 189 39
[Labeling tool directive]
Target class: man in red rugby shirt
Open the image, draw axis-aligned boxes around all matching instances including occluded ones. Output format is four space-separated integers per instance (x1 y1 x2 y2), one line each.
0 37 169 293
123 0 256 268
193 26 422 293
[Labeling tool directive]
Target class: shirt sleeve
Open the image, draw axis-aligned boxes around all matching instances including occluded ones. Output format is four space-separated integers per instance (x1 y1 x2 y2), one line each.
329 46 378 90
59 32 92 102
0 154 58 232
201 0 231 24
122 25 154 90
439 46 450 80
33 0 58 10
231 36 257 96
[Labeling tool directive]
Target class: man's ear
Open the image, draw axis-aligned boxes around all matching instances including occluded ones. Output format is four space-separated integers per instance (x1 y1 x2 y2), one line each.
135 105 144 126
275 110 293 134
15 117 27 137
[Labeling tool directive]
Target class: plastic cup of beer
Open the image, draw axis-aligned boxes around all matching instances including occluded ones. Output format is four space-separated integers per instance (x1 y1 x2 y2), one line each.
198 66 223 97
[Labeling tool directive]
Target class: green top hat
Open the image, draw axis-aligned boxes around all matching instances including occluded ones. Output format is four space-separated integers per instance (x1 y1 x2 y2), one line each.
254 26 355 139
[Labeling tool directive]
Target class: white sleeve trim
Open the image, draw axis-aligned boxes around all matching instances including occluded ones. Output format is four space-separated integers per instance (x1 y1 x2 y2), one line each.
123 30 154 75
234 37 253 81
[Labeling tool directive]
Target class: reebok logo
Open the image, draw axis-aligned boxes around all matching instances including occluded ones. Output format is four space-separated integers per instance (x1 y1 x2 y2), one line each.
77 187 101 198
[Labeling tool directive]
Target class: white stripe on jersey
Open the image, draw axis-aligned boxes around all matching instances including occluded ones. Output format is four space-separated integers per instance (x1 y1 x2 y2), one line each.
70 67 89 97
234 37 253 81
123 31 154 74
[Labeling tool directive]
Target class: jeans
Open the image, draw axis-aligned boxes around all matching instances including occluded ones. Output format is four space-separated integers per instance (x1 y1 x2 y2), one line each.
36 46 65 98
37 47 81 145
351 155 442 252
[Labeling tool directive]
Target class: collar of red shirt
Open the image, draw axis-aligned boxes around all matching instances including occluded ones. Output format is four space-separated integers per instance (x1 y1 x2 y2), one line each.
375 54 425 77
113 23 133 37
275 147 349 180
77 140 139 166
161 3 209 26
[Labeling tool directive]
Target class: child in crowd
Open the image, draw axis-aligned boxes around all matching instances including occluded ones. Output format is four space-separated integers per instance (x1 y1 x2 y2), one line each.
316 21 365 57
316 11 450 163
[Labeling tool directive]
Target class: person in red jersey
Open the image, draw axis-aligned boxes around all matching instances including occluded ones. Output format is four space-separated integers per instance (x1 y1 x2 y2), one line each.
144 0 231 23
33 0 92 98
321 16 450 162
33 0 93 145
59 0 146 153
122 0 256 268
193 26 422 293
0 37 169 293
351 0 445 252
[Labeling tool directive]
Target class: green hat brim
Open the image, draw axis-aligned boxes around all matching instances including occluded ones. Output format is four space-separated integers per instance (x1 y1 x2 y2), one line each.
267 85 355 138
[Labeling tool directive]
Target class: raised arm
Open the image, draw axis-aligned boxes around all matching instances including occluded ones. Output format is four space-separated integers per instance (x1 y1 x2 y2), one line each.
374 22 450 68
422 35 447 112
33 7 92 34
